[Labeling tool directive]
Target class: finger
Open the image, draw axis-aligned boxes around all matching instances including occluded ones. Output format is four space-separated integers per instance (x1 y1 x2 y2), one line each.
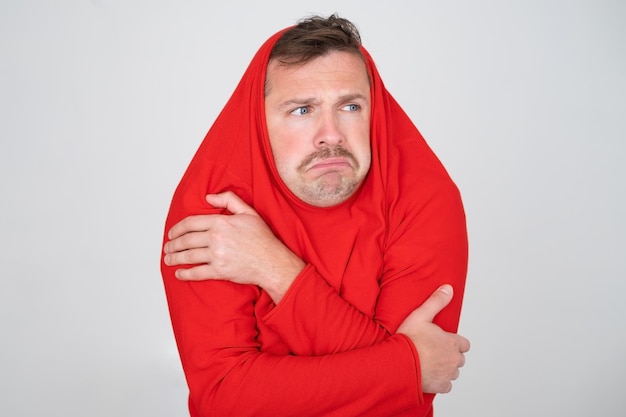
441 381 453 394
164 231 211 254
174 264 218 281
458 335 471 353
168 215 212 239
411 284 454 322
164 247 211 267
458 352 466 368
206 192 258 216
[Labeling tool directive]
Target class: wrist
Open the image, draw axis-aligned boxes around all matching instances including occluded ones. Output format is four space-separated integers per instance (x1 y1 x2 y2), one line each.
264 255 305 304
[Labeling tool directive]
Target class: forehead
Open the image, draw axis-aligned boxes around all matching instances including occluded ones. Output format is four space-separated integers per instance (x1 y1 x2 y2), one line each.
265 51 370 98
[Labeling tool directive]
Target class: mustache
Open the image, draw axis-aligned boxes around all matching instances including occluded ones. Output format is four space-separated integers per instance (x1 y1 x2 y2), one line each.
298 146 359 171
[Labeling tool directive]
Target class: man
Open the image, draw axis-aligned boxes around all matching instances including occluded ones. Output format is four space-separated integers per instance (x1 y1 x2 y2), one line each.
162 15 469 417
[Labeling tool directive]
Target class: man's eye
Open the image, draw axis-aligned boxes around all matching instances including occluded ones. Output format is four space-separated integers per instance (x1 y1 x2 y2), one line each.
344 104 360 111
290 106 309 116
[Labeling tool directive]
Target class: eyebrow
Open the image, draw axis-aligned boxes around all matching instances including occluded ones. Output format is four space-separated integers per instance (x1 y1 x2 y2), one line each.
278 98 319 110
277 93 369 110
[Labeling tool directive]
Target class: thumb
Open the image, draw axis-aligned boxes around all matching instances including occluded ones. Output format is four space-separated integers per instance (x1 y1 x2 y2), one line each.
206 191 258 216
411 284 454 323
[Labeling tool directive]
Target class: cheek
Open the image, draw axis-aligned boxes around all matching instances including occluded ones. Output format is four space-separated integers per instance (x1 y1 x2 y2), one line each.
353 126 371 167
358 146 372 173
269 132 304 171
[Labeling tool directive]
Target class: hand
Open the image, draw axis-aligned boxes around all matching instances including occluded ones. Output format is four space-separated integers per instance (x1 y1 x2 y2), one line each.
163 191 305 302
397 284 470 394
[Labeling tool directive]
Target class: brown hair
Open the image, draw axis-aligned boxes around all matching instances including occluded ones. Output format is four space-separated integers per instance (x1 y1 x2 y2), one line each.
269 14 363 66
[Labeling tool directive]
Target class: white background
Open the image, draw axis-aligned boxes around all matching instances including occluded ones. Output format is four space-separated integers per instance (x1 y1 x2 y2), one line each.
1 1 624 416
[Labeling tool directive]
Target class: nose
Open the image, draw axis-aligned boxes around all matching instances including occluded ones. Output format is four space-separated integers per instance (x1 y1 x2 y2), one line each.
314 111 344 148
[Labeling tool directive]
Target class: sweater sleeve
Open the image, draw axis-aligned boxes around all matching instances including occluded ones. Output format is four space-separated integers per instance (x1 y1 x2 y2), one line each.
163 138 465 416
162 263 429 417
262 177 468 357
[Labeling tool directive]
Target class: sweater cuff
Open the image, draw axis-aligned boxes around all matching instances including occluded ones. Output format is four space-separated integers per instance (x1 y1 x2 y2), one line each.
262 263 314 323
397 333 425 405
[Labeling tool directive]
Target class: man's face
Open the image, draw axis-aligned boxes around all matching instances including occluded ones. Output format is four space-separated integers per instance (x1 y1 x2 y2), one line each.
265 51 372 207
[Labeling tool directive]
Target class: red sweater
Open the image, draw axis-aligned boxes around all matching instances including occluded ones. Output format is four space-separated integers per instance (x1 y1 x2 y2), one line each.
161 28 468 417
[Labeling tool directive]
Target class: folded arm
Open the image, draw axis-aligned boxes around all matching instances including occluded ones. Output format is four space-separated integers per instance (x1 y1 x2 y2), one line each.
162 267 426 417
164 183 469 395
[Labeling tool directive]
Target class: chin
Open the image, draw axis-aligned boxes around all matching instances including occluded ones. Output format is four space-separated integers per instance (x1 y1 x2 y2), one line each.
298 181 359 208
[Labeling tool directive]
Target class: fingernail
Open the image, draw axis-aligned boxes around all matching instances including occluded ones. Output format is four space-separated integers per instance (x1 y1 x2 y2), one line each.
164 255 170 265
439 284 452 295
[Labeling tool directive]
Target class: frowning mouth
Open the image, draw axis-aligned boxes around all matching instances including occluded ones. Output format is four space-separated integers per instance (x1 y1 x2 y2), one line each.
307 157 353 172
298 146 359 173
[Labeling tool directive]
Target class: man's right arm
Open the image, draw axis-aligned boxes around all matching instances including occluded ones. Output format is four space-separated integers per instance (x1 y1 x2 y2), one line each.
162 266 427 417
